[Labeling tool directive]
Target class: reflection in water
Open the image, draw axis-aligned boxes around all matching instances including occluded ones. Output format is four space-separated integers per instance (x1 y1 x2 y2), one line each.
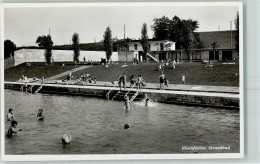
5 89 240 154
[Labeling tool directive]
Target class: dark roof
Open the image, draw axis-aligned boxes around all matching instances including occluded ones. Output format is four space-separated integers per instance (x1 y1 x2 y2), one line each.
130 38 171 42
198 30 236 49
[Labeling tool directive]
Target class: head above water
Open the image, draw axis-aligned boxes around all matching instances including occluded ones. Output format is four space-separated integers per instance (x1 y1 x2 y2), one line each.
9 108 13 113
124 124 129 129
11 120 18 127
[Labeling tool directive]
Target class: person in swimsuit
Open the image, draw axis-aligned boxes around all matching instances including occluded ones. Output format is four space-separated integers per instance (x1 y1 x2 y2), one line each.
130 75 135 88
122 73 127 90
144 94 150 107
124 96 131 111
7 108 14 121
7 120 22 138
159 72 165 90
37 108 44 120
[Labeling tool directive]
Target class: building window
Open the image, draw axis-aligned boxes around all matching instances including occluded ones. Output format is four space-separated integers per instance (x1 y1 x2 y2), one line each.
160 43 164 51
134 44 138 50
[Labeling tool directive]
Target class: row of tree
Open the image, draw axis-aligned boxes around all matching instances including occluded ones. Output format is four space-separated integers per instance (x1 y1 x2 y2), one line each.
36 33 81 64
5 12 239 64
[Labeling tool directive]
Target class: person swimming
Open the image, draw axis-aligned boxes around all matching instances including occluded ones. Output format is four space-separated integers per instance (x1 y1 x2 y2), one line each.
124 124 130 129
144 94 150 107
124 96 131 111
37 108 44 120
62 134 71 144
7 108 14 121
7 120 22 138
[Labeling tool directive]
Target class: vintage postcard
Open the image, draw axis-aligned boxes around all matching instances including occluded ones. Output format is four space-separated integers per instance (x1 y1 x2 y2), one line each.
1 2 243 161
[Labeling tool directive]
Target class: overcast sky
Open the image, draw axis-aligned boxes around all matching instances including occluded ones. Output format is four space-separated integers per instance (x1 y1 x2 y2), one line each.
4 4 239 47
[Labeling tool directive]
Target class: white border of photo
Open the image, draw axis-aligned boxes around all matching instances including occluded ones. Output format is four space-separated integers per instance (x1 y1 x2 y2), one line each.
0 2 244 161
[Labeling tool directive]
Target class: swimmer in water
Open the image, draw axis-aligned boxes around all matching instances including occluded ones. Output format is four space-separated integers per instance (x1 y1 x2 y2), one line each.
62 134 71 144
7 108 14 121
124 96 131 111
144 94 150 107
37 108 44 120
7 120 22 138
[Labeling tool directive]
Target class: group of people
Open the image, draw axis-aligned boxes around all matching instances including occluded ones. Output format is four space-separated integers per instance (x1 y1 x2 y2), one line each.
83 57 93 65
158 59 179 71
77 72 97 84
130 74 146 91
116 73 146 91
6 108 44 138
20 74 28 81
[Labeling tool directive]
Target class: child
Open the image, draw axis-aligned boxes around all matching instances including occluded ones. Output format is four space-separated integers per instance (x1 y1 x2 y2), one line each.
37 108 44 120
124 96 131 112
62 134 71 144
144 94 150 107
7 108 14 121
164 78 169 87
7 120 22 138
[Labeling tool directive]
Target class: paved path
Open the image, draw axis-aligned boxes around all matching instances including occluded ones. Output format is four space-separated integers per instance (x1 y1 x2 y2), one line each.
43 80 239 94
5 81 239 99
42 65 238 94
44 66 91 81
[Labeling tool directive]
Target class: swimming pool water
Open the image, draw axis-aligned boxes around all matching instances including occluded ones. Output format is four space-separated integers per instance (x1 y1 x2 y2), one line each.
4 89 240 154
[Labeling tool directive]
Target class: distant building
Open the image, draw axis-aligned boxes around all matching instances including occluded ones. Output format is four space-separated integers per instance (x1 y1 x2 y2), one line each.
118 39 176 62
118 30 238 62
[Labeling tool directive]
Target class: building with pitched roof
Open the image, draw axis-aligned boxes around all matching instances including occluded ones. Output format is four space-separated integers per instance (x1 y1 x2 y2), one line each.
118 30 238 62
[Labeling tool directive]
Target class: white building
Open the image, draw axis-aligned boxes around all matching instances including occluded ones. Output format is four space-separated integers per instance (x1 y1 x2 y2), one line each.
118 39 176 62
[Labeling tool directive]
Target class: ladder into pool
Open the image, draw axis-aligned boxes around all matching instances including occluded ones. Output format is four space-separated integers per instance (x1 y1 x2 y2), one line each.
35 85 43 93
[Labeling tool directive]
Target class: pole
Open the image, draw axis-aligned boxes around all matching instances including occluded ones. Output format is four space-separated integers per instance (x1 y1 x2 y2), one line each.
124 24 127 64
230 21 232 48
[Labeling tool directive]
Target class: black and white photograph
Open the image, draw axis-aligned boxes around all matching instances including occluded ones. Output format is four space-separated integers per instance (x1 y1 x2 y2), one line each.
1 2 243 160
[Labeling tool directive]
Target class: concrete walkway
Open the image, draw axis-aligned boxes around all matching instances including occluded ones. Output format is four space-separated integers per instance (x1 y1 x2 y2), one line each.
5 81 239 99
44 66 91 81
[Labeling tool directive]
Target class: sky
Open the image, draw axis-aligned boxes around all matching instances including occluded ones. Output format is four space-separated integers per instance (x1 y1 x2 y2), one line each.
4 4 239 47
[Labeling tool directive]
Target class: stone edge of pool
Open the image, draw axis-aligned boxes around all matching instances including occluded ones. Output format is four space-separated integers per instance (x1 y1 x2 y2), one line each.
4 82 240 110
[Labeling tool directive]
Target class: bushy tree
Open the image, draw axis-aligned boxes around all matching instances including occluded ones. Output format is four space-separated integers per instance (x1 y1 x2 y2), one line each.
4 40 16 59
72 33 80 63
151 16 171 40
182 19 201 62
141 23 149 62
103 26 113 61
36 35 53 64
151 16 202 62
235 11 239 54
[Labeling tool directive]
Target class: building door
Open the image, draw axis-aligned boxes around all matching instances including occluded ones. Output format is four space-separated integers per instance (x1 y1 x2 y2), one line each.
222 51 233 60
209 51 219 60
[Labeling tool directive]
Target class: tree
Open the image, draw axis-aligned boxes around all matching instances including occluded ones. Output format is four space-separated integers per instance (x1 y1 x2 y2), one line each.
141 23 149 62
151 16 171 40
36 35 53 64
103 26 113 61
72 33 80 63
4 40 16 59
151 16 202 62
235 11 239 54
181 19 201 62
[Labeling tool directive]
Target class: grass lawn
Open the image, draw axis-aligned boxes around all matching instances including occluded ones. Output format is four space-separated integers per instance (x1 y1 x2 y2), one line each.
57 62 239 87
4 62 79 81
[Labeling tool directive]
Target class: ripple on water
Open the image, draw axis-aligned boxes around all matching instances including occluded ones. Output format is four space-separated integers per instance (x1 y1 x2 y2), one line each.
4 89 240 154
